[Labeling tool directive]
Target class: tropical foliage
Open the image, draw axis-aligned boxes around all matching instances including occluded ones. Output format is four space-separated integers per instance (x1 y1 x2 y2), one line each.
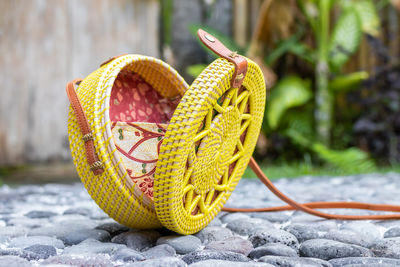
184 0 399 172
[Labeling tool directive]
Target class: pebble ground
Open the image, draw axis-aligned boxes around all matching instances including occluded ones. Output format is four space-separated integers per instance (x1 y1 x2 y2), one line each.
1 173 400 266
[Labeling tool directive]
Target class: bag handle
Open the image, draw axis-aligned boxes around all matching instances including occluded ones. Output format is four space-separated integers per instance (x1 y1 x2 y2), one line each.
222 157 400 220
66 79 104 175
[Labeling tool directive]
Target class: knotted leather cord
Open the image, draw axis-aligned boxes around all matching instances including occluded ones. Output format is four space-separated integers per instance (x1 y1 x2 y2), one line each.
222 157 400 220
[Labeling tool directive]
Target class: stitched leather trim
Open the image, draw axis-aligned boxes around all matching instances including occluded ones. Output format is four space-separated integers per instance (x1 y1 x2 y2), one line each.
197 29 248 88
66 79 104 175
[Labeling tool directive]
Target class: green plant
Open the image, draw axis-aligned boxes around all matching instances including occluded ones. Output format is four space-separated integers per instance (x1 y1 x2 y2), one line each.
185 0 382 172
264 0 381 171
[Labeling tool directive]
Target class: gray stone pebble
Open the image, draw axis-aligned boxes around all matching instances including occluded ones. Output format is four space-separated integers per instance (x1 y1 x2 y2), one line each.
220 213 250 224
248 243 298 259
249 228 299 249
284 224 323 243
62 238 125 255
24 210 57 218
248 212 291 223
0 256 32 267
299 239 373 260
8 236 65 249
259 255 332 267
24 244 57 259
340 222 381 247
0 226 28 242
157 235 201 254
112 230 160 251
384 226 400 238
205 236 253 256
28 223 110 245
323 230 368 247
226 218 273 235
189 259 275 266
7 217 48 228
43 254 113 267
111 247 146 262
208 217 223 227
123 256 186 267
143 244 176 259
195 226 233 244
182 250 250 264
0 248 41 261
328 257 400 267
63 229 111 246
339 264 398 267
63 207 91 217
370 237 400 258
95 222 130 236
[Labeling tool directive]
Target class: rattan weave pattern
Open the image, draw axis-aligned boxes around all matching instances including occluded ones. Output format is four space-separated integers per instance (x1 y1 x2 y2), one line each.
68 55 187 229
154 58 265 234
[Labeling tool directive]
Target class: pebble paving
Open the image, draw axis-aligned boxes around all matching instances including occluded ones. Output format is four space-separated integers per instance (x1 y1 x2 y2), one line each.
1 173 400 266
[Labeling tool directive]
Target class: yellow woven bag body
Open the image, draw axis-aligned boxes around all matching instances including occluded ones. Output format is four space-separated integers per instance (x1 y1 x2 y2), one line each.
66 29 265 234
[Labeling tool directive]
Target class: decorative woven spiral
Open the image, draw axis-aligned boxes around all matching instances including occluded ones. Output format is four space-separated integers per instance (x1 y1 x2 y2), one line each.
154 58 265 234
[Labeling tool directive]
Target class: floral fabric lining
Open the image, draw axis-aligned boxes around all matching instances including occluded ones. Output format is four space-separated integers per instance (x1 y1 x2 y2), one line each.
110 71 179 199
111 122 167 199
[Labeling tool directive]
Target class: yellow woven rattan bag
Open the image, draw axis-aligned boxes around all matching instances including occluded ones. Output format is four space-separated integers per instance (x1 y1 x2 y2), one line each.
67 29 400 235
66 29 265 235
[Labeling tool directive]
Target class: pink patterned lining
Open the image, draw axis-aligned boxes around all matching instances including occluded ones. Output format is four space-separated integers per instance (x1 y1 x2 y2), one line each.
110 71 180 199
110 70 179 123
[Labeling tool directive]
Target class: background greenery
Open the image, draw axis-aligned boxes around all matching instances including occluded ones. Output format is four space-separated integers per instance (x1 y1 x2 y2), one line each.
162 0 400 177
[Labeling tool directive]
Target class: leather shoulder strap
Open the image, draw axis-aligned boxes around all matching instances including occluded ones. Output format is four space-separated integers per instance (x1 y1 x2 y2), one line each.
223 157 400 220
66 79 104 175
197 29 247 88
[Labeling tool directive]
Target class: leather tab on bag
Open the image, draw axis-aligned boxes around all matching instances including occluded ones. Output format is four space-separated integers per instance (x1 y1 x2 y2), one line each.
197 29 248 88
100 54 127 67
66 79 104 175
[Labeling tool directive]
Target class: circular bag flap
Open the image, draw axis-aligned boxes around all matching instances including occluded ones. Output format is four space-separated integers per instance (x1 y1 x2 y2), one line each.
154 57 266 234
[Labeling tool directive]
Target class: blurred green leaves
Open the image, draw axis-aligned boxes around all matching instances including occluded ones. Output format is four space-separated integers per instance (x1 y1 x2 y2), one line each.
329 10 362 70
267 76 312 129
186 64 208 79
329 71 369 92
340 0 381 36
184 0 383 172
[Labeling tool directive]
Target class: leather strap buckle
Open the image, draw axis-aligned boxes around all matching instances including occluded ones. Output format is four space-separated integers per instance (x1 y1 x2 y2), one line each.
197 29 248 88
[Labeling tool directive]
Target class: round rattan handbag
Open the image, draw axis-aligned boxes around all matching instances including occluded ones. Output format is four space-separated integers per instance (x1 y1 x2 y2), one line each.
67 29 265 234
67 29 400 235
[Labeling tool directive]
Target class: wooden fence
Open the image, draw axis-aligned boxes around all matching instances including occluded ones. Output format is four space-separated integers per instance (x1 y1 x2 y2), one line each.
0 0 160 166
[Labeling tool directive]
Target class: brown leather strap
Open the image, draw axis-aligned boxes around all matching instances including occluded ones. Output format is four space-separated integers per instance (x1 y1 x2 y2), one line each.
222 157 400 220
100 54 127 67
66 79 104 175
197 29 248 88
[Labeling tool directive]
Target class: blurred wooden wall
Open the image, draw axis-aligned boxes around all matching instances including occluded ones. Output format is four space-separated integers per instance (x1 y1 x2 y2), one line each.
0 0 160 166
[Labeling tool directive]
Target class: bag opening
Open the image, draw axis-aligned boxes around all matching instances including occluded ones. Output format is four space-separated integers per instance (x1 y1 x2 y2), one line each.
109 66 183 200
